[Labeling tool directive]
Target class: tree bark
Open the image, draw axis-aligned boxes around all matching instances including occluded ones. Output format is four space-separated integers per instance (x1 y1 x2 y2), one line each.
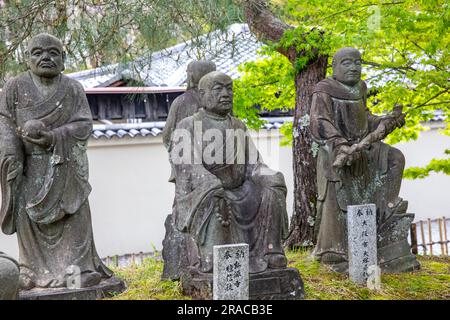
287 55 327 248
244 0 328 248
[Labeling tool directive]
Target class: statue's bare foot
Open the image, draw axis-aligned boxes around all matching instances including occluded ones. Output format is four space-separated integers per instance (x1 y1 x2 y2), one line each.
267 254 287 269
19 273 35 290
80 271 102 288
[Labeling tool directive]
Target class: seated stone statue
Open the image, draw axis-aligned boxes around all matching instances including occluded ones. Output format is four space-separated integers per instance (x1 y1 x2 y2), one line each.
168 71 291 275
0 252 20 299
310 47 420 273
0 33 112 289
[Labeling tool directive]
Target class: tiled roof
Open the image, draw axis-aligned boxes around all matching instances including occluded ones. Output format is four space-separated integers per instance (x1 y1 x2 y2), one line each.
91 117 292 140
68 24 263 88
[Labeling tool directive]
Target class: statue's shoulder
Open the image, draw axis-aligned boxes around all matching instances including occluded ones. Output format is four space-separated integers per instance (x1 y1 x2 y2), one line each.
172 90 198 107
61 74 85 92
229 115 247 130
176 113 196 130
170 92 187 107
5 72 29 88
313 78 336 95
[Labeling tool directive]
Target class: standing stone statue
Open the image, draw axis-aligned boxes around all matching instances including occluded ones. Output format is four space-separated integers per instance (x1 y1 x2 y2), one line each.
164 71 304 299
161 60 216 280
0 33 113 290
310 47 420 273
162 60 217 160
0 252 20 299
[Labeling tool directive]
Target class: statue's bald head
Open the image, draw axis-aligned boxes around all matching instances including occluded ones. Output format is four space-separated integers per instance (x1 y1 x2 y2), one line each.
27 33 65 78
27 33 63 53
199 71 233 116
332 47 361 67
187 60 216 89
332 47 362 86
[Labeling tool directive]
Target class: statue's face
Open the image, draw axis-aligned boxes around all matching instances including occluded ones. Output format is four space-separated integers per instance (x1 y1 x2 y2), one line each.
333 52 362 86
202 74 233 116
187 62 216 87
27 36 64 78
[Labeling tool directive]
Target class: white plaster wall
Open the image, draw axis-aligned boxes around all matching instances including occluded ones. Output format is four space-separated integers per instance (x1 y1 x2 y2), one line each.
1 127 448 259
395 126 450 221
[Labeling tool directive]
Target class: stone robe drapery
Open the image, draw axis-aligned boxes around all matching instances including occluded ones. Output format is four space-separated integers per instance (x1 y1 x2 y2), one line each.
310 77 393 261
0 72 112 287
171 109 289 273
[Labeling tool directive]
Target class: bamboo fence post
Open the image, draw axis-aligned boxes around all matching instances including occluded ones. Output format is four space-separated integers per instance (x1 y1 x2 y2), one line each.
410 223 418 254
428 218 433 255
420 220 426 254
443 216 448 256
438 218 444 255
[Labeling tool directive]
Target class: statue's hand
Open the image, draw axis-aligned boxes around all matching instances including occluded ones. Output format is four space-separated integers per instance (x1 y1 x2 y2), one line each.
395 112 406 128
333 144 362 168
384 109 406 133
20 128 55 150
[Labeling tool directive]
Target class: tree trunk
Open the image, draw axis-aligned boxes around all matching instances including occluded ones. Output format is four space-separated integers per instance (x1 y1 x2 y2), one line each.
244 0 328 248
285 55 327 248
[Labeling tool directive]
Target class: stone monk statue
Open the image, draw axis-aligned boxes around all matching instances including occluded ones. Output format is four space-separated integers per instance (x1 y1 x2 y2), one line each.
0 33 112 289
168 71 290 275
310 47 419 273
161 61 216 280
0 252 20 299
162 60 216 182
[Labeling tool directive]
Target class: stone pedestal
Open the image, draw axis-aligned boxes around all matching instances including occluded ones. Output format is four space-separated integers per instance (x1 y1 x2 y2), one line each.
378 213 420 273
161 214 190 281
19 277 126 300
182 268 304 300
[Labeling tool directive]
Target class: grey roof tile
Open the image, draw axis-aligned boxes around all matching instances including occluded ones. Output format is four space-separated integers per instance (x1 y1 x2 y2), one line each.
90 117 292 140
68 24 263 89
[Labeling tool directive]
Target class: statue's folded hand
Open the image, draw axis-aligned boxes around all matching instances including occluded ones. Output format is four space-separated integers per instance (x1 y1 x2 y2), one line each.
21 129 55 150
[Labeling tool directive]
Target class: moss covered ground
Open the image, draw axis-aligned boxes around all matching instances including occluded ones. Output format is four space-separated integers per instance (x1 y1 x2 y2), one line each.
107 250 449 300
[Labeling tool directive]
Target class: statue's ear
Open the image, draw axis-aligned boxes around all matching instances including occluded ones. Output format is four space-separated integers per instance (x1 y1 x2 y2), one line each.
24 50 32 69
61 51 66 72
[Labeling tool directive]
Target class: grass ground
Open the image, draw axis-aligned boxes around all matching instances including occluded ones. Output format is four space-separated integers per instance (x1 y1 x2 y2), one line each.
107 250 450 300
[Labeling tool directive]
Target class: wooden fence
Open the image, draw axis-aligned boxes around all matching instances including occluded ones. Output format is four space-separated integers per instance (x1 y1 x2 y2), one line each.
102 251 159 268
410 217 449 256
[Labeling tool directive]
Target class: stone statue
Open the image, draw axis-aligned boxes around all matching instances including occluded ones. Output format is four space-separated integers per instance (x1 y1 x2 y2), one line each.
164 71 304 299
162 60 217 160
310 47 420 273
161 60 216 280
0 252 20 299
0 33 113 290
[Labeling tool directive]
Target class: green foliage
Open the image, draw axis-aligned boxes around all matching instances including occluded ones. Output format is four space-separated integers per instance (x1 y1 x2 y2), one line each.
0 0 243 82
233 48 295 129
404 149 450 179
107 250 450 300
108 257 190 300
233 0 449 175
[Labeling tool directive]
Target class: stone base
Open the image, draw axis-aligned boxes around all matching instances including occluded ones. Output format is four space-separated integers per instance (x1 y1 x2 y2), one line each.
380 254 420 273
161 214 190 281
379 240 420 273
19 277 126 300
378 211 421 274
182 268 304 300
